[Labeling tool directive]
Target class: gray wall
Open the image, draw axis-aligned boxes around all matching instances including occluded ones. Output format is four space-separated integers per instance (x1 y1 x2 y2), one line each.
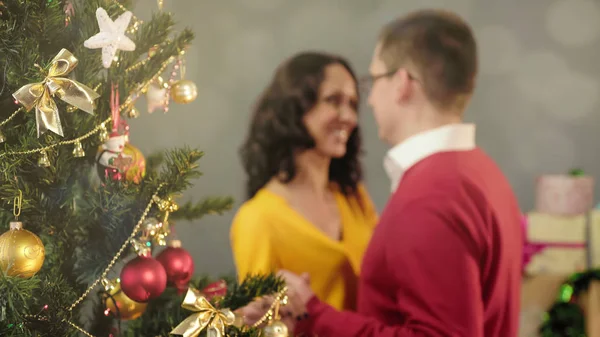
129 0 600 276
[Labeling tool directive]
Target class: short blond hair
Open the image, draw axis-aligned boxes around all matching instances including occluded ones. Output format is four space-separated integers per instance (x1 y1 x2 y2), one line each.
378 9 477 110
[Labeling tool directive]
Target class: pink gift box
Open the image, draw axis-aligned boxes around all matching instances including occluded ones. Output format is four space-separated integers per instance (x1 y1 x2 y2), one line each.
535 174 595 216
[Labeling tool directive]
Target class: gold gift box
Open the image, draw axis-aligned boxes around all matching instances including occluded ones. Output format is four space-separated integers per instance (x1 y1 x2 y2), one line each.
587 210 600 268
525 212 587 275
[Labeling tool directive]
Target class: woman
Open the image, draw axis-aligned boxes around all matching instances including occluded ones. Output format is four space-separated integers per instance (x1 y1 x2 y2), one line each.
230 51 378 311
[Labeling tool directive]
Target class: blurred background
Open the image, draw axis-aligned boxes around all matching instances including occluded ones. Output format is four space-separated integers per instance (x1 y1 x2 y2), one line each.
128 0 600 276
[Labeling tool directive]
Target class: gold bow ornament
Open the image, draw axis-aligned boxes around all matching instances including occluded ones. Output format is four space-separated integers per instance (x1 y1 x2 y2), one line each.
12 48 100 137
171 287 235 337
153 195 179 214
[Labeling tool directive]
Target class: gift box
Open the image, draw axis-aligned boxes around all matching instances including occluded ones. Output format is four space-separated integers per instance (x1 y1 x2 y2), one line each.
579 281 600 337
524 212 588 275
587 211 600 268
535 174 595 216
520 275 569 337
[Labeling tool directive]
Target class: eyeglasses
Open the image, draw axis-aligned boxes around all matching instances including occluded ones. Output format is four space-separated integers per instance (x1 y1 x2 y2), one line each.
358 69 420 93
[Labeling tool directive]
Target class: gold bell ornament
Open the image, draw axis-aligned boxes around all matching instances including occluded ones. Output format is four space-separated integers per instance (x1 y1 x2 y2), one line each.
0 191 45 278
38 150 51 167
72 141 85 158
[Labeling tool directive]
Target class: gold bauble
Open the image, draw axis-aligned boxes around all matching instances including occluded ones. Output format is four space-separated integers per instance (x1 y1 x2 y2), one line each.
170 80 198 104
0 222 45 278
103 279 147 320
96 140 145 184
262 320 289 337
121 143 146 184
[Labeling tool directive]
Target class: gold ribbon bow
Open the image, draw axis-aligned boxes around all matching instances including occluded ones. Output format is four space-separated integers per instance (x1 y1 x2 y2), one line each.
153 195 179 213
171 287 235 337
151 196 178 245
12 48 100 137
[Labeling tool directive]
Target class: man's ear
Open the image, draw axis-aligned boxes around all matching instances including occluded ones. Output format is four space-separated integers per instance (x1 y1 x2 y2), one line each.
395 68 413 104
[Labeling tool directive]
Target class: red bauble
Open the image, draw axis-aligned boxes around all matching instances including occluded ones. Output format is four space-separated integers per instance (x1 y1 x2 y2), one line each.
202 280 228 301
155 240 194 292
120 254 167 302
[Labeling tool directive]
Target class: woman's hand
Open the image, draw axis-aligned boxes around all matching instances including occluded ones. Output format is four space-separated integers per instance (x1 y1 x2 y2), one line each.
236 295 299 331
236 271 314 332
235 295 272 326
277 271 313 320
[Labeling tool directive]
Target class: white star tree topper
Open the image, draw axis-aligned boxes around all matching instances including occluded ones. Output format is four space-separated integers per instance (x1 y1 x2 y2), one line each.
84 7 136 68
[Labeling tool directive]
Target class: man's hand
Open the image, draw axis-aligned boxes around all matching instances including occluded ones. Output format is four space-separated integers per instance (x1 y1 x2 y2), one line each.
236 270 315 333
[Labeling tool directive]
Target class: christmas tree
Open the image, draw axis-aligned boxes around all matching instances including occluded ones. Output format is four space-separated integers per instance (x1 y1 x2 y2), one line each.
0 1 285 337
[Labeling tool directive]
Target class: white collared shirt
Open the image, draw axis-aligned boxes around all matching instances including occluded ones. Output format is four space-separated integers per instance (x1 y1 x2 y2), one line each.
384 123 476 192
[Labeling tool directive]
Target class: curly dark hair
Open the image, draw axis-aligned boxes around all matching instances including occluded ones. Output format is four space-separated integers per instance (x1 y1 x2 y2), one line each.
240 51 363 200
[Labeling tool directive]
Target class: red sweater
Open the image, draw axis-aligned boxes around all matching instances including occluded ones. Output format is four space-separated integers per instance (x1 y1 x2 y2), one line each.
300 149 523 337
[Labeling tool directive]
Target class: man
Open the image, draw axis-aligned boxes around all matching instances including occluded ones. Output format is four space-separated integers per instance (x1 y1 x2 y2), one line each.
274 9 523 337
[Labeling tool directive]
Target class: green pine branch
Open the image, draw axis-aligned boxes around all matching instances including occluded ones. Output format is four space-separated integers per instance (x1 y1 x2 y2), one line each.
86 298 116 337
145 151 166 173
122 274 284 337
156 147 204 193
220 274 286 310
0 272 82 337
0 1 276 337
170 197 234 221
74 146 206 283
0 272 41 324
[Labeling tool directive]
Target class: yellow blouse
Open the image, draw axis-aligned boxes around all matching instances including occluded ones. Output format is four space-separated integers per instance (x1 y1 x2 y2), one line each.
230 184 378 310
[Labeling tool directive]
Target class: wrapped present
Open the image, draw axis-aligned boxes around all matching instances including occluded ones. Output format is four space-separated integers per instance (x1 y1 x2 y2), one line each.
520 275 569 337
588 211 600 268
579 281 600 337
535 174 594 216
524 212 587 275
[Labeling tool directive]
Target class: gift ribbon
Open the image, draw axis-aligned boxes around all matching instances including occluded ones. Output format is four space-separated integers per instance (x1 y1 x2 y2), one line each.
111 83 120 135
12 48 100 137
170 287 235 337
110 83 130 138
521 214 587 273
